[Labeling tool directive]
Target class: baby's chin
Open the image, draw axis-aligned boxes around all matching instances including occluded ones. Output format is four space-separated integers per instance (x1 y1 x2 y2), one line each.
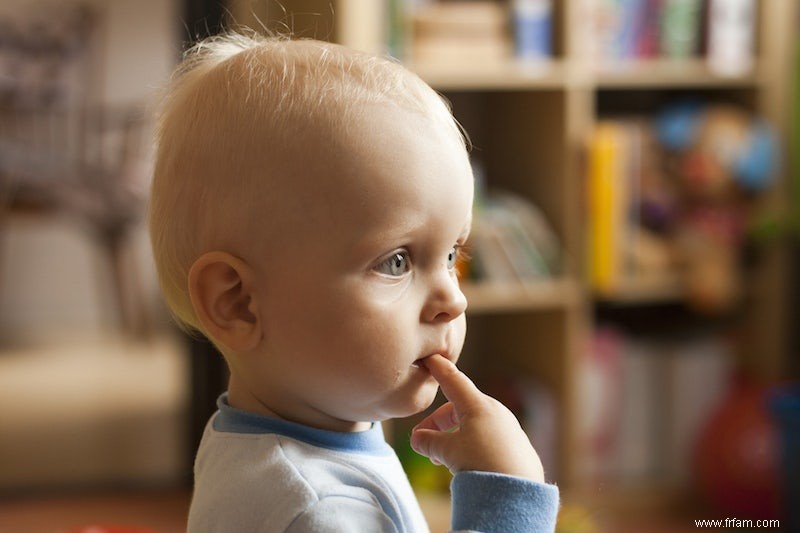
367 391 437 425
396 382 441 420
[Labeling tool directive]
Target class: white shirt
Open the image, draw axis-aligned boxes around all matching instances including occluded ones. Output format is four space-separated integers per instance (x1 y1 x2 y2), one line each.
188 394 559 532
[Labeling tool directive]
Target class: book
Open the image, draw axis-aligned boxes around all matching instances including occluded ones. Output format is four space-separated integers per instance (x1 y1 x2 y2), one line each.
659 0 703 59
576 328 734 486
586 118 674 296
586 121 628 293
614 336 667 482
469 190 561 283
590 0 705 65
576 327 624 483
592 0 649 64
662 335 732 484
410 1 512 64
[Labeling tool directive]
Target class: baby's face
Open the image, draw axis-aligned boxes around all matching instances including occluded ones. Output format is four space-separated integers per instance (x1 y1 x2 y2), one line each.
245 103 474 431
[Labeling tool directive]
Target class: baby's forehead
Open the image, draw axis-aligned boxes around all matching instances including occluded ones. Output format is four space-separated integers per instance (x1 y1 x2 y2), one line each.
249 101 466 201
195 39 469 221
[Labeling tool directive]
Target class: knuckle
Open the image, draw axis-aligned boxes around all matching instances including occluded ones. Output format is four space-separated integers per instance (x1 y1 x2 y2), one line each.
475 393 498 411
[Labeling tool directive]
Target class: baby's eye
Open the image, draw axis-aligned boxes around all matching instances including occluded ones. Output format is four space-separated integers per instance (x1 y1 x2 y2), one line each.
375 251 411 277
446 246 459 270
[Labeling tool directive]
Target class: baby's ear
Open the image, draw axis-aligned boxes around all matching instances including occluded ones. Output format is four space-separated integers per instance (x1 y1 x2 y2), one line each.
188 251 261 353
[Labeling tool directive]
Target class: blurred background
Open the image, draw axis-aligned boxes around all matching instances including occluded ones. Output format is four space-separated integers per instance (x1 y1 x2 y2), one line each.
0 0 797 532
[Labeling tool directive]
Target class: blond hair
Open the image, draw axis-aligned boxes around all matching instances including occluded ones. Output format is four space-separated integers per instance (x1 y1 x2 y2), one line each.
149 32 464 332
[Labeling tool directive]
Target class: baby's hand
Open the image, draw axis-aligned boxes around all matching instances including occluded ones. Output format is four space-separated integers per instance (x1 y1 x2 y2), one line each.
410 354 545 483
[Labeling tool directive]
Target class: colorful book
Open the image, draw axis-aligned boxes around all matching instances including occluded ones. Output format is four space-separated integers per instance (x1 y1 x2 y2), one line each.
587 122 626 293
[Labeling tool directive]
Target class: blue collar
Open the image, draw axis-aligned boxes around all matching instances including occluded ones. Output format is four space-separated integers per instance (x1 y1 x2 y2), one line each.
213 393 395 456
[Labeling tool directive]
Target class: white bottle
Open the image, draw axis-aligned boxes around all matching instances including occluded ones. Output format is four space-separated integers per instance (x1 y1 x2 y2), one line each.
707 0 756 77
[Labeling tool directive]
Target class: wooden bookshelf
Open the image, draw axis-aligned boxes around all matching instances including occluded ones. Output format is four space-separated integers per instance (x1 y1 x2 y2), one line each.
231 0 797 505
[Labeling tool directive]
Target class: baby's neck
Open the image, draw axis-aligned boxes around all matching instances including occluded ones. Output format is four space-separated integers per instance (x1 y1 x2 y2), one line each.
226 374 372 433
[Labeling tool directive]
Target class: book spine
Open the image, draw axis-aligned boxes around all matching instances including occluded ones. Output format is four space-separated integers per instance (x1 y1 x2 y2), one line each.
588 123 622 293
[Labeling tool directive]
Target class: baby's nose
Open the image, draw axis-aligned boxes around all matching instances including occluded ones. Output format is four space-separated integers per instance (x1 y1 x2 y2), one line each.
423 273 467 323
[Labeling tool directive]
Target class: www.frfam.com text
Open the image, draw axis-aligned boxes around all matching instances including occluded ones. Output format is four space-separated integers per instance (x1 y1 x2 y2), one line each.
695 517 780 528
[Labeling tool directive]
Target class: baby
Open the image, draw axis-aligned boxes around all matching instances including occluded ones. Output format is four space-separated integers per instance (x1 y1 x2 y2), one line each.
149 32 559 532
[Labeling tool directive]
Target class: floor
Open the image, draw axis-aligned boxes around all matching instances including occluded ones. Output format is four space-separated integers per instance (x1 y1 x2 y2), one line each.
0 489 192 533
0 489 459 533
0 488 731 533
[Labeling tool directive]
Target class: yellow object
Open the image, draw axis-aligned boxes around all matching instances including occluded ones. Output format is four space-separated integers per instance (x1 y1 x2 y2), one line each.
556 503 600 533
587 123 624 294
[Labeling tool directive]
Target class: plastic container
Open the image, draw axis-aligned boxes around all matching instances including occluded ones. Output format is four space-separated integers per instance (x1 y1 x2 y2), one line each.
512 0 552 63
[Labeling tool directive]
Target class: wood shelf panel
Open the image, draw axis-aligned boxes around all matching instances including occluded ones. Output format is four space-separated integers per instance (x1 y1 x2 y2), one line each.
593 273 686 305
462 279 580 314
408 60 568 91
593 59 761 89
405 59 760 92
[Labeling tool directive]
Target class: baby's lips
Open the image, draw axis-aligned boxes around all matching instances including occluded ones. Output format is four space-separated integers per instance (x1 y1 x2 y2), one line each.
420 353 450 370
411 354 433 369
413 353 454 378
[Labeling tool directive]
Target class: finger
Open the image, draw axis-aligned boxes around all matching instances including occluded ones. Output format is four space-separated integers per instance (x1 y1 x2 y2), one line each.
413 402 459 433
409 427 452 467
422 354 483 410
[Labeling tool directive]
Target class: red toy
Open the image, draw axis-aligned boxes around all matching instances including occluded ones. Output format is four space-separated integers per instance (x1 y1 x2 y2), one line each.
693 380 781 519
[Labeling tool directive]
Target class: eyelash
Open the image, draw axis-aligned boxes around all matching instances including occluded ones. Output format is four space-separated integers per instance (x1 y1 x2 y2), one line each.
374 245 468 277
453 243 471 274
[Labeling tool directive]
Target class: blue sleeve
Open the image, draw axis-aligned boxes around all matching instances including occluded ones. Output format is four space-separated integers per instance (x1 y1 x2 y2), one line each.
450 471 559 533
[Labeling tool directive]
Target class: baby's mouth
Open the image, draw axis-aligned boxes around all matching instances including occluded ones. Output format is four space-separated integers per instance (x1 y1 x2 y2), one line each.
411 355 430 369
412 354 439 369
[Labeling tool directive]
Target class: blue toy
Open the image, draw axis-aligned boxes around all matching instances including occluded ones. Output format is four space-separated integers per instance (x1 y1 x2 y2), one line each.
655 101 777 193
